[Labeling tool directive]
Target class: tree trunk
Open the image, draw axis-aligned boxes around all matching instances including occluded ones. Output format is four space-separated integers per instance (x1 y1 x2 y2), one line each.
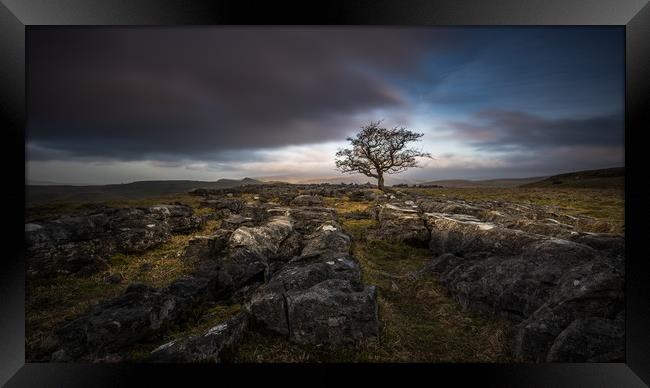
377 173 385 191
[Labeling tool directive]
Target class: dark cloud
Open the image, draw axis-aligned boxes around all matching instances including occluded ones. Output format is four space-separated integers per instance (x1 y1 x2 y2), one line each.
27 27 625 185
28 27 454 161
447 109 623 152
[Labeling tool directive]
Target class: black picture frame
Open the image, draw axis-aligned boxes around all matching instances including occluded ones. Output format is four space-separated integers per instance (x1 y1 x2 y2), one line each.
2 1 649 386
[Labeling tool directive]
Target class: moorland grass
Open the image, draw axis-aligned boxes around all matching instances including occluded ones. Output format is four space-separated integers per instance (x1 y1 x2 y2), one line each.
25 193 207 222
407 187 624 233
25 215 220 361
227 216 512 363
27 186 622 362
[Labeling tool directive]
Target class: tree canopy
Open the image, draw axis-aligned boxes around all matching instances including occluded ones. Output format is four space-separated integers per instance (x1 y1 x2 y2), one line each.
335 121 431 190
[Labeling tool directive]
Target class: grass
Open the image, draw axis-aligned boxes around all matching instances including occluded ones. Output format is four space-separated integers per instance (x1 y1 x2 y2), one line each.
227 214 513 363
230 187 624 362
521 167 624 189
27 186 623 362
323 196 373 214
352 233 511 362
25 216 221 361
26 273 129 361
407 187 624 234
26 193 207 222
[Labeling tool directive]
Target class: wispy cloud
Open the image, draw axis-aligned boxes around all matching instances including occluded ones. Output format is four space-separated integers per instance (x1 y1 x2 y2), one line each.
26 27 624 184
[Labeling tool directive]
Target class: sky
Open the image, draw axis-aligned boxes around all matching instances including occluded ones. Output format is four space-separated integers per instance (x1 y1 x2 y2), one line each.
26 27 624 185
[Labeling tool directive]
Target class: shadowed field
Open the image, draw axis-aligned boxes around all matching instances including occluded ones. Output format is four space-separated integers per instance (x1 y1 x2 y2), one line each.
25 184 623 362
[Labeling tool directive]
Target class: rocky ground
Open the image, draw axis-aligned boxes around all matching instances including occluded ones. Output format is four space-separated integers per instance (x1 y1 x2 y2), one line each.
25 183 624 363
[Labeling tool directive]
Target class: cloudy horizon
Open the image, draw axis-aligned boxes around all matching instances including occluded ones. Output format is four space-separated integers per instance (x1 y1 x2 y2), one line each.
26 27 624 185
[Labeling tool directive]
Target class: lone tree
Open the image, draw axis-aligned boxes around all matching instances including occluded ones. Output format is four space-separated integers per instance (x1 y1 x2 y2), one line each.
335 121 431 190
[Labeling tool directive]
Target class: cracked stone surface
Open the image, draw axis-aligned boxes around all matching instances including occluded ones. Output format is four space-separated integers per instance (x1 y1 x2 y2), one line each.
377 195 624 362
28 183 623 363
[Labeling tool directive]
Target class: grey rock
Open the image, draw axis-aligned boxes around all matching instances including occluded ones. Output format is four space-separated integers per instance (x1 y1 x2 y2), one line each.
148 312 249 362
372 203 429 245
271 231 303 265
201 198 245 213
348 189 378 202
511 257 624 362
290 195 325 207
26 204 201 278
221 214 253 229
41 186 383 362
546 317 624 362
388 195 625 362
227 216 293 260
426 212 539 257
286 279 379 345
300 222 351 260
268 206 338 235
184 230 230 262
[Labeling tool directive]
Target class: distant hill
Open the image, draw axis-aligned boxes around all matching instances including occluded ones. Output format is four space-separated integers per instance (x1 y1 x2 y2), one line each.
256 175 412 186
26 177 264 205
520 167 624 188
417 176 548 188
27 179 74 186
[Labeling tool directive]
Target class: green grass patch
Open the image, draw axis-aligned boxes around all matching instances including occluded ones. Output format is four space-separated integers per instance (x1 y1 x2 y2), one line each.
229 197 512 362
29 187 619 362
109 253 130 266
26 193 208 222
25 217 222 361
407 187 624 234
323 196 373 214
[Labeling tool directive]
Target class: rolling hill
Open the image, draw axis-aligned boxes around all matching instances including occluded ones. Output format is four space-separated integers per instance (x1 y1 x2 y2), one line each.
520 167 624 188
26 177 264 205
255 175 413 186
416 176 549 188
26 167 625 207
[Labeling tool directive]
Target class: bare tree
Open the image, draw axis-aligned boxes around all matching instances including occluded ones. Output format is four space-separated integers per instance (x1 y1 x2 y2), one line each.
335 121 432 190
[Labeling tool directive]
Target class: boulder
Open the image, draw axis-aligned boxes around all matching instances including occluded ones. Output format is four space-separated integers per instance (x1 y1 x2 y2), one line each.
209 217 294 299
227 216 293 260
221 214 253 229
38 185 384 362
147 204 203 233
290 195 325 207
567 232 625 258
240 203 272 223
425 212 539 257
247 255 364 338
286 279 379 345
183 230 230 261
300 222 351 260
202 198 245 213
416 198 486 218
423 235 623 362
47 264 226 362
372 204 429 245
269 206 338 235
245 219 369 344
263 256 363 298
348 189 378 202
148 312 249 362
406 196 626 362
25 205 201 278
47 282 184 361
270 231 303 266
546 316 624 362
511 257 624 362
